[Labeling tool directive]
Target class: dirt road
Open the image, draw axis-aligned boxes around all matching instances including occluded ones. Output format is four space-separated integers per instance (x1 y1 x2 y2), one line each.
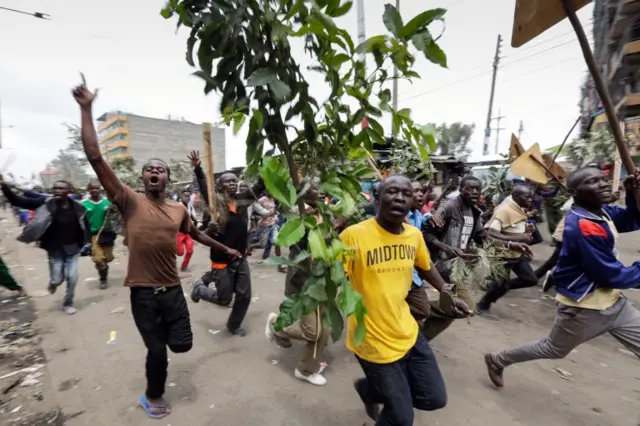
1 221 639 426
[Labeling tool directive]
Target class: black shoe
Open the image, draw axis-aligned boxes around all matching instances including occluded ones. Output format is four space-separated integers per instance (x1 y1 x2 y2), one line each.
228 327 246 337
353 379 380 422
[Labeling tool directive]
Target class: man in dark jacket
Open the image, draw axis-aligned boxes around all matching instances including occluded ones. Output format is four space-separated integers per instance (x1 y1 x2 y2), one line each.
187 151 264 337
423 176 530 338
485 166 640 389
0 177 90 314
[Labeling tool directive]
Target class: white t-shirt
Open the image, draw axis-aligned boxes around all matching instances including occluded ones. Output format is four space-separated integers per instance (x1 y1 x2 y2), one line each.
460 207 474 249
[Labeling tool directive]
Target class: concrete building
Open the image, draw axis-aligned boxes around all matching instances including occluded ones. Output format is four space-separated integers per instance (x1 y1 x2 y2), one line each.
583 0 640 153
97 111 226 172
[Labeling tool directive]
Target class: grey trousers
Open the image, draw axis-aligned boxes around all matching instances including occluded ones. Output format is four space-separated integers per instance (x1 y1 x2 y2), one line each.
493 296 640 368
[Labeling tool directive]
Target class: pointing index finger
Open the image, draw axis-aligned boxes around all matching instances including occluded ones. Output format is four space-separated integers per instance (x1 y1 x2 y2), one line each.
80 72 87 87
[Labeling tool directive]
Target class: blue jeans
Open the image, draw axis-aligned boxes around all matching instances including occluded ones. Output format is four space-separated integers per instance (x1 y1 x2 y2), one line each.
261 225 278 259
355 333 447 426
48 253 79 307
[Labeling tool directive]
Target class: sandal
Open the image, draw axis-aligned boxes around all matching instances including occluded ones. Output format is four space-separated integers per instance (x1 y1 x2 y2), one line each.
139 395 171 419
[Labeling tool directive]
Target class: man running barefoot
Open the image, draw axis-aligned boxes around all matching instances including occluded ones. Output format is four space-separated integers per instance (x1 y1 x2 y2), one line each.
72 75 241 419
485 167 640 389
341 175 468 426
81 183 115 289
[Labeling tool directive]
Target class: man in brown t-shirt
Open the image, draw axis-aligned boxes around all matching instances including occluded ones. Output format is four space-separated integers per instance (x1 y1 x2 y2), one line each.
72 75 240 419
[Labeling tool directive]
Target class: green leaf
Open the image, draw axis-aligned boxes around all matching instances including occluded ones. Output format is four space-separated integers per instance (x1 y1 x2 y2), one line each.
305 275 328 302
275 217 305 246
378 89 391 103
352 108 366 126
160 5 173 19
330 260 345 283
329 238 344 258
337 277 360 314
263 252 311 268
233 114 246 135
332 53 350 68
251 109 264 129
247 68 276 86
353 298 367 346
327 0 353 17
355 35 386 54
269 80 292 101
323 301 344 342
308 228 328 261
259 157 296 208
400 8 446 39
397 108 412 119
382 4 403 37
404 70 421 79
424 41 447 68
284 0 304 20
411 30 431 52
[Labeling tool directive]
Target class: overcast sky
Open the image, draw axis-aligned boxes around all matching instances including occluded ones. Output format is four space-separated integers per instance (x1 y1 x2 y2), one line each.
0 0 593 181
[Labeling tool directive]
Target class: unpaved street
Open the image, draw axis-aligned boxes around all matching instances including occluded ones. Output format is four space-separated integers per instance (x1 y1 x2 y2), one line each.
1 220 639 426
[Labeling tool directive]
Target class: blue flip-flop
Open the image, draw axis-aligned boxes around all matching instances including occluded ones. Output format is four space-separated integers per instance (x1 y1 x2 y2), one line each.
140 395 170 419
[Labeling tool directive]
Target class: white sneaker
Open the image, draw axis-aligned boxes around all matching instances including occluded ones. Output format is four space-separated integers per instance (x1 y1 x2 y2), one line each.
64 306 77 315
294 368 327 386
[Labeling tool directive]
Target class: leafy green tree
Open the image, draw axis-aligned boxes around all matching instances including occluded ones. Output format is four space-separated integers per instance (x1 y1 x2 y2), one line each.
110 157 141 189
162 0 448 344
565 128 632 167
432 122 475 159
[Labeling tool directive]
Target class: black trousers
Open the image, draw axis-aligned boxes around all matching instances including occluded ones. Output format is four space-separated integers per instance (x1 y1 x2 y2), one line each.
130 286 193 399
534 241 562 279
478 256 537 308
201 258 252 331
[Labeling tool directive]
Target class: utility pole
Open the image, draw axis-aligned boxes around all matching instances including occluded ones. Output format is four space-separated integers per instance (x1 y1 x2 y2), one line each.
391 0 400 135
492 110 506 154
482 34 502 155
518 120 524 140
356 0 369 130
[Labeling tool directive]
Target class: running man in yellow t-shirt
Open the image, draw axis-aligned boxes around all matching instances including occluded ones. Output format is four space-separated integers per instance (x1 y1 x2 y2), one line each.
340 175 470 425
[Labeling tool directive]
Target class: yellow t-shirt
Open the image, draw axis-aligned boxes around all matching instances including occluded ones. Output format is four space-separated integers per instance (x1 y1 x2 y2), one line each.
556 216 620 310
340 218 431 364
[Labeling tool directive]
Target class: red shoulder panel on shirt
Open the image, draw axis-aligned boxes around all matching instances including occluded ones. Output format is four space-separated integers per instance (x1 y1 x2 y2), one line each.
578 219 608 238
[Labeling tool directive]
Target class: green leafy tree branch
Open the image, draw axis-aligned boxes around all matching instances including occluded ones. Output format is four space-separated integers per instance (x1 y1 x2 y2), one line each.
162 0 448 345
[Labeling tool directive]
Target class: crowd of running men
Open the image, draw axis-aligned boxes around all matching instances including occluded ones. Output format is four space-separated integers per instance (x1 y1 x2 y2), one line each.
0 75 638 425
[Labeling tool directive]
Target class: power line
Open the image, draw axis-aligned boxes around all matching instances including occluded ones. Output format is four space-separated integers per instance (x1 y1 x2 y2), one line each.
0 6 50 20
399 35 593 102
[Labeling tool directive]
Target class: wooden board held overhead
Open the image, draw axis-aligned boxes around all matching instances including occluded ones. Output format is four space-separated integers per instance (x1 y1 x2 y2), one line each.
511 0 592 47
510 143 549 184
509 134 526 158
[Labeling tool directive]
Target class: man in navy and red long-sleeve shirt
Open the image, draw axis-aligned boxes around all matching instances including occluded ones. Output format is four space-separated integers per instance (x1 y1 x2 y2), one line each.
484 166 640 389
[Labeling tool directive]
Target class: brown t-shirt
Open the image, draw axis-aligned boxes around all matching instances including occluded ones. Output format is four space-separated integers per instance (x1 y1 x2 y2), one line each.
113 185 191 287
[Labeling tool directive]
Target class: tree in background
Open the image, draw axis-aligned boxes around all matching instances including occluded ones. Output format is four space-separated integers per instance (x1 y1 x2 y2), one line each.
565 128 632 167
433 122 475 159
163 0 448 342
47 124 90 187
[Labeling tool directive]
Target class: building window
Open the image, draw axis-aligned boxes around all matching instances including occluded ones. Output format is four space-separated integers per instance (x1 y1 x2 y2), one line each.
99 120 127 138
108 147 128 156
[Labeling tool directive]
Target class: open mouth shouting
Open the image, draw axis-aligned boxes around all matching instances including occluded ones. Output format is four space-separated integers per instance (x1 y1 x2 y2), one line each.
149 175 160 185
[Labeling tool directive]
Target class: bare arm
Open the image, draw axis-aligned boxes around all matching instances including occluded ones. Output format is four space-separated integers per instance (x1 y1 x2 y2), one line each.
72 75 124 199
416 265 445 292
188 226 241 259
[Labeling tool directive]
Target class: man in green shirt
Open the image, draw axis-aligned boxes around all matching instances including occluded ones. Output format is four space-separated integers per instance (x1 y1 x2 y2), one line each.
81 183 115 288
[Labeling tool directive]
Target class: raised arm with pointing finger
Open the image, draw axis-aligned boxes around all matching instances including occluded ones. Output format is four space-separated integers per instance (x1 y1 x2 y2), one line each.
72 75 123 199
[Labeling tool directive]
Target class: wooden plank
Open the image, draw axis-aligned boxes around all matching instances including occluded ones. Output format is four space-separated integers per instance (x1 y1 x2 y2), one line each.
202 123 217 219
511 0 591 47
